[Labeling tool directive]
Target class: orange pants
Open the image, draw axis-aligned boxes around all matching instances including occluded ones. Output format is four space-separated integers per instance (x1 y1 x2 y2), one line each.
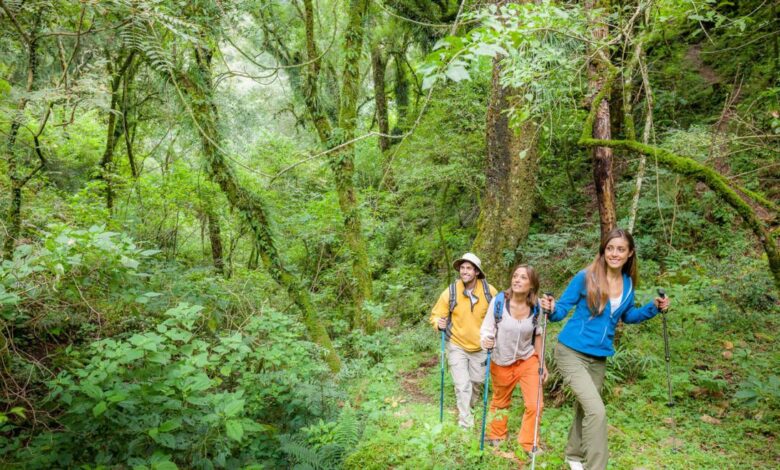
487 354 543 451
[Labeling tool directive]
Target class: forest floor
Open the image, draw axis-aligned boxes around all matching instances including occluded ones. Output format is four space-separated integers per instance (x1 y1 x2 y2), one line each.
342 308 780 469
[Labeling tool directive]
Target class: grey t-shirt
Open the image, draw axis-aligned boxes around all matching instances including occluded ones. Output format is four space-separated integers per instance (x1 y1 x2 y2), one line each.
480 297 540 366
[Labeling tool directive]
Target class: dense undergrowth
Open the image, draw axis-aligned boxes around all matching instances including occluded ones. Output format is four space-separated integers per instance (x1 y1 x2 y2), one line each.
1 0 778 468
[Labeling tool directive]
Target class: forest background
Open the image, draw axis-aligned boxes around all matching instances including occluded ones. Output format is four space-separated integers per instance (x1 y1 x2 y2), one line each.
0 0 778 468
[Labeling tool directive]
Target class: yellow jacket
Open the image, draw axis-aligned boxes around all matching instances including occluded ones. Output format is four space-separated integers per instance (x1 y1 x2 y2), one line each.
430 280 498 352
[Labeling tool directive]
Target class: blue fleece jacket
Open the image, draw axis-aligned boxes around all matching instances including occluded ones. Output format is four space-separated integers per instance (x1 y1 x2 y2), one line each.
549 270 659 357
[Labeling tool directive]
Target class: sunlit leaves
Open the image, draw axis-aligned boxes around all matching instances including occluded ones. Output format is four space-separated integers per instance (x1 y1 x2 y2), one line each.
419 1 588 121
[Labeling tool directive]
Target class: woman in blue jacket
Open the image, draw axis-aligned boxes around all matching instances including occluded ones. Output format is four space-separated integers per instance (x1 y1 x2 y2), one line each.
540 228 669 470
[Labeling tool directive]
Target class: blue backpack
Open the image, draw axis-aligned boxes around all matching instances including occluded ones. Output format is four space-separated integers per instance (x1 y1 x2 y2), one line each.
491 291 542 345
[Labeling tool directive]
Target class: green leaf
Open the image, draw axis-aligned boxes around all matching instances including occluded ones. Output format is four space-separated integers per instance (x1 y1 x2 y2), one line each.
472 42 507 57
735 389 758 399
159 418 182 433
152 462 178 470
225 419 244 442
445 64 469 83
121 256 140 270
92 401 108 417
81 383 103 400
224 399 244 417
421 74 439 91
187 373 211 392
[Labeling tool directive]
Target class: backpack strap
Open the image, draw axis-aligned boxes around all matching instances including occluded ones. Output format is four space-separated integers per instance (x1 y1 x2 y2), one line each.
531 300 541 346
482 278 493 304
491 291 505 346
493 291 505 324
445 281 457 341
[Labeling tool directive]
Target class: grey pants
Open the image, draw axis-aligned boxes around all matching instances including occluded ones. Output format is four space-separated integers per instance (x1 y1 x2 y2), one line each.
555 342 608 470
446 342 486 428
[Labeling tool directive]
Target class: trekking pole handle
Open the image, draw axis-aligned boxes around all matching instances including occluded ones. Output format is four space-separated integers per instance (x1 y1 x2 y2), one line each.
542 292 553 315
658 288 668 312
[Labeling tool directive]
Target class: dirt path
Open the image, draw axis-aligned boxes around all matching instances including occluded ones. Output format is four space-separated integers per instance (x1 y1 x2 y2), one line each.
399 355 438 404
684 44 720 85
398 354 527 468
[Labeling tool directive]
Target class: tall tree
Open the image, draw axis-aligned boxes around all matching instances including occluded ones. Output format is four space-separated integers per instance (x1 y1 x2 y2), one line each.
156 24 343 370
98 50 136 212
586 0 617 241
299 0 375 331
472 2 539 288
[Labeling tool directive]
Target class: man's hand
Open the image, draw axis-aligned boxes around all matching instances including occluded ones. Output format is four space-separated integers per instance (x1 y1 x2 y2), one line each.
437 317 448 330
482 337 495 349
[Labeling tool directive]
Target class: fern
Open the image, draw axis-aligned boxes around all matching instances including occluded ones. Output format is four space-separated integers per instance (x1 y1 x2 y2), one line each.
280 435 327 470
334 404 359 449
280 404 364 469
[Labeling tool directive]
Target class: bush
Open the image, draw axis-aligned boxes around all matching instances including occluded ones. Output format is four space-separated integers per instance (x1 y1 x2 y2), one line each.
5 303 337 469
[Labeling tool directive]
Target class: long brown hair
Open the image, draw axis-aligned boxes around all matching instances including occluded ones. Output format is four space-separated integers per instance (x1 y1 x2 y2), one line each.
503 264 539 308
585 228 638 315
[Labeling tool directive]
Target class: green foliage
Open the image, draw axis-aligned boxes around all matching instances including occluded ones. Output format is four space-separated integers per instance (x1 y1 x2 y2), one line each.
280 404 360 469
0 224 157 337
736 375 780 410
2 303 337 468
420 1 588 122
1 0 779 467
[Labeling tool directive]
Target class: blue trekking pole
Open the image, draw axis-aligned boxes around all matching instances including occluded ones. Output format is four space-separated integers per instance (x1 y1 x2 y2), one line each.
479 346 493 451
440 330 445 423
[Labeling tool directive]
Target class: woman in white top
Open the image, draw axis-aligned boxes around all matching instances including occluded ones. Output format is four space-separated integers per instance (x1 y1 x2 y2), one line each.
480 264 548 453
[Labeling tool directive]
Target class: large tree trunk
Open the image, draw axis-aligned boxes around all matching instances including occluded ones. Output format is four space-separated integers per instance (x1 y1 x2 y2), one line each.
371 44 389 153
301 0 375 331
180 46 341 371
587 0 617 241
472 54 539 288
206 208 224 274
3 29 38 258
332 0 374 332
98 51 136 212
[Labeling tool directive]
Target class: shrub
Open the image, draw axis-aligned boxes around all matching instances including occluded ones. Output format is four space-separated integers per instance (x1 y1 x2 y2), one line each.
7 303 336 469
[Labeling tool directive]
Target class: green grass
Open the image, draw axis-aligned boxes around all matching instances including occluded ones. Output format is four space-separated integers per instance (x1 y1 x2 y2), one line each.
341 291 779 469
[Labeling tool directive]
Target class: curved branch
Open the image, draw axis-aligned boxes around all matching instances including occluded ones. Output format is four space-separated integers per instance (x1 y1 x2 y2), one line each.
579 72 780 290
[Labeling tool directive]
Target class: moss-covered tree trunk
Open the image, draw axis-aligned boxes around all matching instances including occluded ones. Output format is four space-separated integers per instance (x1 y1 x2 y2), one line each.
179 46 341 371
587 0 617 241
98 51 136 212
472 53 539 288
3 25 38 259
332 0 374 331
206 208 224 275
302 0 375 331
372 44 389 153
392 48 410 135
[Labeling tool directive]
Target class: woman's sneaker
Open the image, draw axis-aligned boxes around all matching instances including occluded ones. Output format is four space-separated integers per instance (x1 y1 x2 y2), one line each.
567 460 585 470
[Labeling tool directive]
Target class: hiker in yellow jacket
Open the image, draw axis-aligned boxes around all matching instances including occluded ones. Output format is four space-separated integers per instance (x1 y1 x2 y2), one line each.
431 253 498 429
